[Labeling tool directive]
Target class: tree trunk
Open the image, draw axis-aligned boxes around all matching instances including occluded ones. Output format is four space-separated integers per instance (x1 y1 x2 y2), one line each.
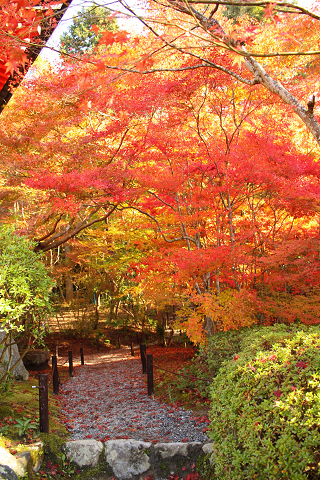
64 244 74 303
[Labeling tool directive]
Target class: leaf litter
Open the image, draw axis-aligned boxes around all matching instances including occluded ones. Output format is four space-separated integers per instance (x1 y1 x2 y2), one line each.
58 349 210 443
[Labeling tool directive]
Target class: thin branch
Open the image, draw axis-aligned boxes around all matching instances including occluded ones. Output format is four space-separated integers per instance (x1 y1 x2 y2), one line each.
130 206 197 244
35 214 63 243
34 205 118 252
147 191 178 211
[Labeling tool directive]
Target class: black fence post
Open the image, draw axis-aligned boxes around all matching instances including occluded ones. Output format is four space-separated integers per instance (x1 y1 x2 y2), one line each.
140 344 147 374
130 339 134 356
39 374 49 433
52 355 59 395
80 347 84 365
147 354 154 396
68 350 73 377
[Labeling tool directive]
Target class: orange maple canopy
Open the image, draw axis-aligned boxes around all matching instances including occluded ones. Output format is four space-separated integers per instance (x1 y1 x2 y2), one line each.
0 0 71 112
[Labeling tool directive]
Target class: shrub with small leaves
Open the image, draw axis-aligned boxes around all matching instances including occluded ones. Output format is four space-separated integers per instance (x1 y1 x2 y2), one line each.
209 324 320 480
204 328 247 375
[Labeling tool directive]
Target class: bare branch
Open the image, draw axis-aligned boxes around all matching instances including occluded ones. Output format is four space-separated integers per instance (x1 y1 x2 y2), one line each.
129 206 197 244
34 205 118 252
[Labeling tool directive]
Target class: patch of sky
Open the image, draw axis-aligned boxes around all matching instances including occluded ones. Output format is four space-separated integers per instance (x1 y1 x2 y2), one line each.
39 0 146 62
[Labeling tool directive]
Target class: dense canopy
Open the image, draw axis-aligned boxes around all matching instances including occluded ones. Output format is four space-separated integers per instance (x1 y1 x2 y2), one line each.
1 0 320 340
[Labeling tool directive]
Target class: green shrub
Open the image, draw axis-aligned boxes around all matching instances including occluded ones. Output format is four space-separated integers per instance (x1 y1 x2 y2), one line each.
209 324 320 480
0 225 54 381
205 328 248 375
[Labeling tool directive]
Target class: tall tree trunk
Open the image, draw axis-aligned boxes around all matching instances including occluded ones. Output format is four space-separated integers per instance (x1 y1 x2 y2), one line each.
64 243 74 303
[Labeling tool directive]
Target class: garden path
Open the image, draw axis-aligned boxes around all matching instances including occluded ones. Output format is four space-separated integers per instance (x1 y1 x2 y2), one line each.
57 348 210 444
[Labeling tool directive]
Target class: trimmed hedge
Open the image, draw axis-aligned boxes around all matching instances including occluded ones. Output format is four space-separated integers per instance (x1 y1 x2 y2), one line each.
209 324 320 480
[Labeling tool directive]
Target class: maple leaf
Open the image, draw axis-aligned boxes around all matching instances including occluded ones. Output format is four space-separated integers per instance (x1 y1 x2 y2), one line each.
5 48 28 74
296 361 308 370
264 3 277 19
137 57 155 72
91 25 100 36
98 30 129 47
98 30 117 47
274 389 282 398
230 51 244 69
115 31 130 44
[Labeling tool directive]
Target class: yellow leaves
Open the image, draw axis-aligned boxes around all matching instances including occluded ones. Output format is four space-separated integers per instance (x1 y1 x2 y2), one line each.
229 51 245 69
177 289 257 343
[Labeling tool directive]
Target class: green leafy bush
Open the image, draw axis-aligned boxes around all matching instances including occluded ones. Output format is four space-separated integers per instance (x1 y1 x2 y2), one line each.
205 328 247 375
209 324 320 480
0 225 53 330
0 225 54 379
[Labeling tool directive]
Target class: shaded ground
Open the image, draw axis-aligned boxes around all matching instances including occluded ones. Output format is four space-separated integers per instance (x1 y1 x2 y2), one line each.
59 349 210 443
0 323 210 479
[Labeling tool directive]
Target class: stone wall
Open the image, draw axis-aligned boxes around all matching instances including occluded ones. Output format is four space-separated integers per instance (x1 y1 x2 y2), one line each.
64 439 213 479
0 439 214 479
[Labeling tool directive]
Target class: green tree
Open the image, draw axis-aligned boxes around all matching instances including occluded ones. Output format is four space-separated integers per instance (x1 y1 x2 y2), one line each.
222 4 264 22
0 225 54 381
60 6 118 56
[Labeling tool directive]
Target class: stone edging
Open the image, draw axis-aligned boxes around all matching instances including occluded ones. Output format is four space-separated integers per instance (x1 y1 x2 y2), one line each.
63 438 214 480
0 439 214 480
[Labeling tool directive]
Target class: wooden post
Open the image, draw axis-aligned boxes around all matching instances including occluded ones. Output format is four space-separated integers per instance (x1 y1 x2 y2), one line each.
68 350 73 377
147 354 154 396
80 347 84 365
140 344 147 374
118 336 121 349
130 339 134 356
39 374 49 433
52 355 59 395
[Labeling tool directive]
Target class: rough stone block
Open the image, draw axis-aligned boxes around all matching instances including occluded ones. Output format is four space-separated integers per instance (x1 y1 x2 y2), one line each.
202 442 214 465
105 439 151 480
202 443 214 455
27 442 44 472
0 331 29 381
154 442 189 459
0 465 18 480
15 452 29 472
152 441 203 477
0 447 26 477
63 440 103 468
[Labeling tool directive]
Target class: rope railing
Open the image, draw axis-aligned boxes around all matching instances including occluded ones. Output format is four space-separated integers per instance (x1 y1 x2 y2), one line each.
151 363 212 384
139 343 212 396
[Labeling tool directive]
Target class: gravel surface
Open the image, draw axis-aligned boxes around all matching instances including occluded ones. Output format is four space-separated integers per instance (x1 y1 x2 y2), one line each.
59 349 210 443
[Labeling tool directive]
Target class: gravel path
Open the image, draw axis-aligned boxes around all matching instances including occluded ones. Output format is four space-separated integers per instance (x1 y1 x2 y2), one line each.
58 349 210 443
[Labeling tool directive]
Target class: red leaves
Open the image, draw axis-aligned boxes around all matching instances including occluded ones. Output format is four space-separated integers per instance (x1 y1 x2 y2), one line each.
136 57 155 72
274 389 282 399
5 48 28 74
296 361 308 370
98 30 130 47
91 25 100 36
186 473 200 480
